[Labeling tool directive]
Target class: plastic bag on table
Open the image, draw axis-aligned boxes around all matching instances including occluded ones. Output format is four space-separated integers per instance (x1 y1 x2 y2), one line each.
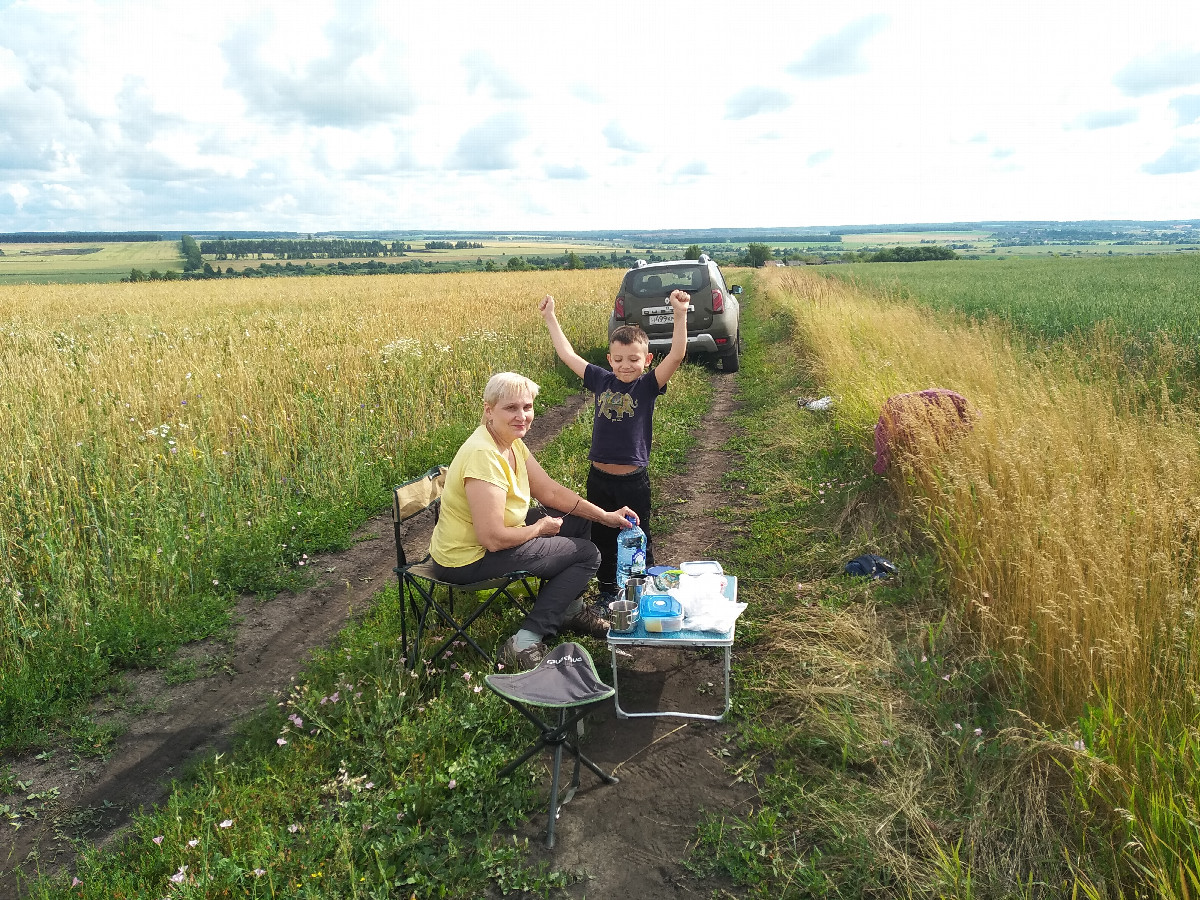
669 573 746 633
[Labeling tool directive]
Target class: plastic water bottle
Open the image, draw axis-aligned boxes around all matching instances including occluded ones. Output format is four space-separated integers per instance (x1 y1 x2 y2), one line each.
616 516 647 590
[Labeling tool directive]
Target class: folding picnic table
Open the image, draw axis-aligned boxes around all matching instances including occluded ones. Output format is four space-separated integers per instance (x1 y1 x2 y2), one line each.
606 575 737 722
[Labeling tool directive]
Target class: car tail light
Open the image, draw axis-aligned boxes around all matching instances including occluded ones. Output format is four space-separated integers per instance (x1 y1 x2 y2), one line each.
715 337 728 345
613 295 625 319
711 289 724 313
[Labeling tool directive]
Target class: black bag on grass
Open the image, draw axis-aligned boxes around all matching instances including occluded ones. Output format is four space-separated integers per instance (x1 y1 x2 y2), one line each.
844 554 897 579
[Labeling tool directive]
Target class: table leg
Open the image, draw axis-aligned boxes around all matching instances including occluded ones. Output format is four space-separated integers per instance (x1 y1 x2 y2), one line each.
608 644 731 722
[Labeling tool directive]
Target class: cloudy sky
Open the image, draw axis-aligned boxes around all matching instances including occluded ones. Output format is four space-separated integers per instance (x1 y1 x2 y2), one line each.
2 0 1200 233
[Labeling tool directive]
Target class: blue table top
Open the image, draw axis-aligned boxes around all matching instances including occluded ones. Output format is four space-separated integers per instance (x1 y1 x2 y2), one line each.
606 575 738 647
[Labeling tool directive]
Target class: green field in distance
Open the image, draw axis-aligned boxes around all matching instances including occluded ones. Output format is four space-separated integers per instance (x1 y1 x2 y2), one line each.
0 241 184 284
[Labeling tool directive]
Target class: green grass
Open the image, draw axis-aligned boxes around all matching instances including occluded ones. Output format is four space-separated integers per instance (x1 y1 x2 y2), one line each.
0 242 184 284
19 355 714 899
832 253 1200 349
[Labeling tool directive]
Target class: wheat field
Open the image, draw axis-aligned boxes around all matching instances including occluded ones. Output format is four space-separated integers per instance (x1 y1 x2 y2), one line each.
764 265 1200 895
0 270 615 741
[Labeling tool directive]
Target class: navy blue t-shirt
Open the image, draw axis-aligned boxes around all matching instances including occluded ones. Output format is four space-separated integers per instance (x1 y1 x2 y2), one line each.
583 363 666 467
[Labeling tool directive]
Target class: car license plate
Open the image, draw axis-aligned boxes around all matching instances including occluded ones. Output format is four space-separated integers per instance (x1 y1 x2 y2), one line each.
648 314 673 325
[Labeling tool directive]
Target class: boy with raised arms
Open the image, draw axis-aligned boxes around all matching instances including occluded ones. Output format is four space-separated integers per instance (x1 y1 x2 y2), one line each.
538 288 691 610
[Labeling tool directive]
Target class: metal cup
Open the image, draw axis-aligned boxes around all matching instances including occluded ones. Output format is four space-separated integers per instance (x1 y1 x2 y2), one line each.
608 599 640 633
624 576 650 604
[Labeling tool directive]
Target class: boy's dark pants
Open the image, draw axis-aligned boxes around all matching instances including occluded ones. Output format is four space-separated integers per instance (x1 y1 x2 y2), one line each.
586 465 654 593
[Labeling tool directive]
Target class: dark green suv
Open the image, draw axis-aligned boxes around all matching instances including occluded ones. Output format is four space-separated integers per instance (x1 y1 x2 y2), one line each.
607 255 743 372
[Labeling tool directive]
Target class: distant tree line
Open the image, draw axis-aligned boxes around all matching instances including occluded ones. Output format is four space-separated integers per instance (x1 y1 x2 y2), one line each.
181 235 203 272
126 268 182 282
995 225 1200 246
855 245 958 262
197 239 406 259
128 239 836 283
125 248 672 282
0 232 161 242
423 240 484 250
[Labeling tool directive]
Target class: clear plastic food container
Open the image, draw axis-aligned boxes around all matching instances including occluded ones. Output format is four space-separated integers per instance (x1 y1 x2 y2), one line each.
640 594 684 632
679 560 724 576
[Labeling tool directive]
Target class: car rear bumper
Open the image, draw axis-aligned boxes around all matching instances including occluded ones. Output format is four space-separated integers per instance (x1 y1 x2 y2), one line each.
648 333 722 354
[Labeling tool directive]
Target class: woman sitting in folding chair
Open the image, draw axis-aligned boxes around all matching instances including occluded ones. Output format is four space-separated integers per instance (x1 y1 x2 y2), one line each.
430 372 641 670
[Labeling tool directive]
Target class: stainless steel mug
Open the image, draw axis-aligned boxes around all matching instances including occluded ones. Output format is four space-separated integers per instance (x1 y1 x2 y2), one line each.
608 599 640 633
624 576 650 605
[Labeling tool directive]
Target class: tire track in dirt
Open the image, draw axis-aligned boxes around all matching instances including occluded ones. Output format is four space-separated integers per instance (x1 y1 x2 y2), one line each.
0 394 588 897
513 371 758 899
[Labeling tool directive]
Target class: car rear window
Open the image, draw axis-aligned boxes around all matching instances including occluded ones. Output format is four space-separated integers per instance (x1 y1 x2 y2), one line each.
627 266 710 297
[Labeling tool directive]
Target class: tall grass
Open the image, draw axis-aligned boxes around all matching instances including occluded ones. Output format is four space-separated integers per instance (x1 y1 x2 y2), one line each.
763 266 1200 895
0 271 616 748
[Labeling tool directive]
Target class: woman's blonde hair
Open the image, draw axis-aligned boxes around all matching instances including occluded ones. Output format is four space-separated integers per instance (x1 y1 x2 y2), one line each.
481 372 540 424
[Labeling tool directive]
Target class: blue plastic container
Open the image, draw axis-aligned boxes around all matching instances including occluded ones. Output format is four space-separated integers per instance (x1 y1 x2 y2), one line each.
640 593 684 633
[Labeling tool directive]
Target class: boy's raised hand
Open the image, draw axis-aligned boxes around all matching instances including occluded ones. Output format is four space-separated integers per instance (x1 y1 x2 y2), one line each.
654 290 692 388
669 289 692 316
538 293 588 377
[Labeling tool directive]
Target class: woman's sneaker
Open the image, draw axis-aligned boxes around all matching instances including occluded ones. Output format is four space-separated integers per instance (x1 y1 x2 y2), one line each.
499 636 546 671
561 605 610 640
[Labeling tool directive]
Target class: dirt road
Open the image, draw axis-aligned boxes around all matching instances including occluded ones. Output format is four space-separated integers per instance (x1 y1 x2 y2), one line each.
531 372 756 898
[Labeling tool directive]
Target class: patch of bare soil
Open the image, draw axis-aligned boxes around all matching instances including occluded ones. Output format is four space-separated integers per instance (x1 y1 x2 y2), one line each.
1 396 587 896
2 375 755 899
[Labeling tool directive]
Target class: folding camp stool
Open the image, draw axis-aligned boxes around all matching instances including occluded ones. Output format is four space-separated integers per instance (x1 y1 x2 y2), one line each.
392 465 539 668
485 642 619 849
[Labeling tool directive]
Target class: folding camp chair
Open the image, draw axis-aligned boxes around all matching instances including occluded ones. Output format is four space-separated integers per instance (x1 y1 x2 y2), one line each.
486 642 619 848
392 465 539 668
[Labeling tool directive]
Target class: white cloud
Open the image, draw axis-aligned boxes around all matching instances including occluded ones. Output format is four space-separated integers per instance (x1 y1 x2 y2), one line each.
221 13 416 127
788 15 889 79
463 50 528 100
1170 94 1200 125
1073 109 1139 130
1143 140 1200 175
725 87 792 121
602 121 647 154
1115 50 1200 96
447 114 528 171
545 164 587 180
